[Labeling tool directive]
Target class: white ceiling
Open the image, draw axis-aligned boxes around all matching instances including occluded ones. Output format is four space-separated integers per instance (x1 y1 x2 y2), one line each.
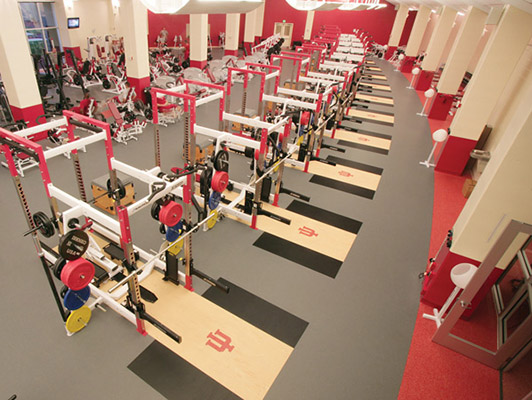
385 0 532 14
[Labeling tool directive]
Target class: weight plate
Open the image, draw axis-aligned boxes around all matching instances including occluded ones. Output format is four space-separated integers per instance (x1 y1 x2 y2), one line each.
159 224 166 235
66 305 92 333
213 149 229 172
33 211 55 238
200 167 213 198
159 201 183 227
207 210 218 230
208 191 221 210
102 79 111 90
151 202 161 221
165 221 183 242
106 178 126 200
53 257 67 279
167 238 184 256
61 258 95 290
211 171 229 193
60 285 69 299
63 286 91 311
59 229 89 261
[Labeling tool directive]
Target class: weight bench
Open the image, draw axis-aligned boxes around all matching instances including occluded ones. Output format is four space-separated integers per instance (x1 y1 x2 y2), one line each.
107 99 146 144
156 96 183 125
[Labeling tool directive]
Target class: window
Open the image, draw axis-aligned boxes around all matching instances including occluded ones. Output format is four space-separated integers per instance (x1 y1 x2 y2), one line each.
19 2 62 55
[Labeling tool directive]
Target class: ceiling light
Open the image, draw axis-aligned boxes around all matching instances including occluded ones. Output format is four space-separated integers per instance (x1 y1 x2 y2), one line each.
286 0 325 10
139 0 190 13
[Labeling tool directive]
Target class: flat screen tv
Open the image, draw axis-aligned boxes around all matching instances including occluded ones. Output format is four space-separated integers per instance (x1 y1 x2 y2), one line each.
67 17 80 29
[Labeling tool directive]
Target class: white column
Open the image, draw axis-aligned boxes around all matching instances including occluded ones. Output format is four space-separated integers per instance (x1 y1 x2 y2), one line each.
190 14 208 68
121 0 150 99
225 14 240 56
255 3 265 41
404 5 432 57
421 7 457 71
0 0 43 125
437 6 488 95
436 5 532 174
304 11 315 41
244 9 257 45
388 4 409 47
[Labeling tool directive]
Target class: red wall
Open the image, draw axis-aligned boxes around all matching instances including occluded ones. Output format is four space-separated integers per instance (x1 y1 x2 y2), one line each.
262 0 397 45
148 12 245 48
148 0 403 49
399 10 416 46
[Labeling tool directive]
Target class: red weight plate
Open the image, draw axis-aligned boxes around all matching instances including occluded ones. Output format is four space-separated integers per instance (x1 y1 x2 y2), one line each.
301 111 310 126
159 201 183 226
61 258 95 291
211 171 229 193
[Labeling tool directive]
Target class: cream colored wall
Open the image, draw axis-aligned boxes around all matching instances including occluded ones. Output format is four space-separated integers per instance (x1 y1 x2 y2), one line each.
405 5 432 56
62 0 115 50
452 66 532 262
467 24 495 73
388 4 409 47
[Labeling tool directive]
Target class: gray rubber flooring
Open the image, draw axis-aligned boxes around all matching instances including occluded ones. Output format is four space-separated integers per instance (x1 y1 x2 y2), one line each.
0 57 434 399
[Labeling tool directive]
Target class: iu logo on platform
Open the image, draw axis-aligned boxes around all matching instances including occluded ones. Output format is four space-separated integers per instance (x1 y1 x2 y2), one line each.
206 329 234 352
298 226 318 237
338 170 354 177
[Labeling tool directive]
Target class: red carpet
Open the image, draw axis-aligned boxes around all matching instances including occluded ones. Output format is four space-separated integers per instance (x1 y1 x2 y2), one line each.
398 113 499 399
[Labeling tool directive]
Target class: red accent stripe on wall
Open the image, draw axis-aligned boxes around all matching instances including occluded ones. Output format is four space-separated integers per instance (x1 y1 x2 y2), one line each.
435 135 477 175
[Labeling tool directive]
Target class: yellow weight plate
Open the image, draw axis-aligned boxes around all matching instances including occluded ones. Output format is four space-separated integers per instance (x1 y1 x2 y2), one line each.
168 237 184 256
207 210 218 230
66 305 92 333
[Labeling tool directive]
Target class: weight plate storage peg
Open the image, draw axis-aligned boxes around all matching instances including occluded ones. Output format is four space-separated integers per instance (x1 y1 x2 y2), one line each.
59 229 90 260
61 258 95 290
159 201 183 227
63 286 91 311
211 171 229 193
33 211 55 238
66 305 92 334
208 191 222 210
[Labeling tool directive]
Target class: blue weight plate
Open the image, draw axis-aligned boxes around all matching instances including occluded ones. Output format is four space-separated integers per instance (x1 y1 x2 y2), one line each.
63 286 91 311
208 191 222 210
165 221 183 242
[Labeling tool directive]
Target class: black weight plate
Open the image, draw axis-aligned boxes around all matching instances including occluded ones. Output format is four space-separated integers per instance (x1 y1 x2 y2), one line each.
213 150 229 172
200 167 213 198
53 257 67 279
59 230 89 261
60 285 69 299
33 211 55 238
102 79 111 90
106 178 126 200
151 202 161 221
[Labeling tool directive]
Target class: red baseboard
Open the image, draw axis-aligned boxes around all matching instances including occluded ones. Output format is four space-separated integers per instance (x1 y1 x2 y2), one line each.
415 70 434 91
428 92 454 120
385 46 397 59
400 56 416 73
243 42 253 54
224 49 238 56
190 60 207 69
420 243 502 318
127 76 150 103
10 103 45 129
421 245 480 308
435 135 477 175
